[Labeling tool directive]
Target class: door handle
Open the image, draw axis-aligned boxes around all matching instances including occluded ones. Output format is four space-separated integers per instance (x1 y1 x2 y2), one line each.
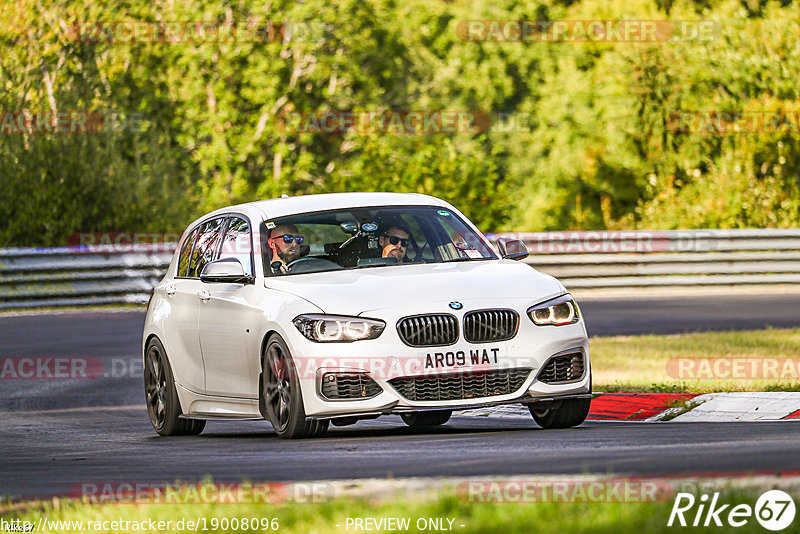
165 285 176 296
198 290 211 302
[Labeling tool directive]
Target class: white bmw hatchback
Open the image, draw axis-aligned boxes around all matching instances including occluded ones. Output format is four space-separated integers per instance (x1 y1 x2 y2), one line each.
142 192 591 438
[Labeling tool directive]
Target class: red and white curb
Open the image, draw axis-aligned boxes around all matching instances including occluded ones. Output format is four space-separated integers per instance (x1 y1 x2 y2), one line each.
455 393 800 422
650 392 800 422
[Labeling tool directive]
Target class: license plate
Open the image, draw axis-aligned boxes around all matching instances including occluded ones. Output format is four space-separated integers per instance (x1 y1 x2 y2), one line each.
420 346 509 370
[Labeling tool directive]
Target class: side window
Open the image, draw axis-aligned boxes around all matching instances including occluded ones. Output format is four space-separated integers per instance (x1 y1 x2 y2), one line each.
177 227 199 277
188 217 226 277
435 216 496 260
218 216 252 275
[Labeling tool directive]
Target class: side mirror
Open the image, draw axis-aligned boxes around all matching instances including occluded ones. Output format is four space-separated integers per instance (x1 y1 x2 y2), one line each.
200 258 254 284
497 238 529 261
340 221 360 234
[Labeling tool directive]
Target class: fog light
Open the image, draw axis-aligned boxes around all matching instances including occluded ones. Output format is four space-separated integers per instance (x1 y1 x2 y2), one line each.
320 372 382 400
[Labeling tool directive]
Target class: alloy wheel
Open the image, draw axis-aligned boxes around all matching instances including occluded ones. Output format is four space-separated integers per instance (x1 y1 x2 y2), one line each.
264 342 292 432
145 344 168 430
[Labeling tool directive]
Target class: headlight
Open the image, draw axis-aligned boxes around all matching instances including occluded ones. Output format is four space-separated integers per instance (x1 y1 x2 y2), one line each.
527 295 580 326
293 314 385 342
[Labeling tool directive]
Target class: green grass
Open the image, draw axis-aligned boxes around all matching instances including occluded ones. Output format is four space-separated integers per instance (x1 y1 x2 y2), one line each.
591 328 800 392
2 485 794 534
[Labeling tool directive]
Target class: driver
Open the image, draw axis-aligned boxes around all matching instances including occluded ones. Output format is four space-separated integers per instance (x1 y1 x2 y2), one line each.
268 224 305 274
379 222 412 262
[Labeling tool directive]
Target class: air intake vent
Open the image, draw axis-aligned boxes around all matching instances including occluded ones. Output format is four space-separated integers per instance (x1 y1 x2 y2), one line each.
397 314 459 347
320 373 382 400
537 352 585 384
463 309 519 343
388 368 532 401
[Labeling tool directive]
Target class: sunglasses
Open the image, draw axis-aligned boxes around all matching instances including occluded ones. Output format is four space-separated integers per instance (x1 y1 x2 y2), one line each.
273 234 304 244
385 236 410 247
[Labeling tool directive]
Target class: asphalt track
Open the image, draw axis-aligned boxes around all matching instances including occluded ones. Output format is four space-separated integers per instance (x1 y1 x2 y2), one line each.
1 293 799 498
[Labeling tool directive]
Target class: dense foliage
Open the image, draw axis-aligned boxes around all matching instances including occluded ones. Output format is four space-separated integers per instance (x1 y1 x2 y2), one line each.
1 0 798 246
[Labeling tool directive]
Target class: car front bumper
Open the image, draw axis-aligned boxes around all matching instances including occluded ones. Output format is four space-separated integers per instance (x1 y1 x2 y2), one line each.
285 298 591 418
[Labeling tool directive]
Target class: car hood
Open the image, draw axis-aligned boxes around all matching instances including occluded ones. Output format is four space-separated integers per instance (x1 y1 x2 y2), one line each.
264 260 565 315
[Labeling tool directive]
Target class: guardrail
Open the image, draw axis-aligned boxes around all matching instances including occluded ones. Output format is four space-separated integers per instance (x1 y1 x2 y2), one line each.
0 246 175 309
2 229 800 309
492 229 800 289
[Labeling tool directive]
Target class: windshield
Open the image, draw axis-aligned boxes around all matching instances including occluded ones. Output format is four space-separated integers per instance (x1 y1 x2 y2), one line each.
261 205 498 276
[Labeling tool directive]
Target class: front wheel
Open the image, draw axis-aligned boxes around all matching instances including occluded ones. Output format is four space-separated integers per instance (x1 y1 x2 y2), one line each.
529 398 591 429
401 410 452 428
261 334 328 439
144 338 205 436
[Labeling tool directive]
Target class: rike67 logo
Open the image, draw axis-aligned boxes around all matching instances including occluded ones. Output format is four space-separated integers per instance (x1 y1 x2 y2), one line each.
668 490 796 531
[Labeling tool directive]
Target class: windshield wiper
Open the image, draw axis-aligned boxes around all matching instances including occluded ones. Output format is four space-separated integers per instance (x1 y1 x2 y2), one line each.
441 256 493 263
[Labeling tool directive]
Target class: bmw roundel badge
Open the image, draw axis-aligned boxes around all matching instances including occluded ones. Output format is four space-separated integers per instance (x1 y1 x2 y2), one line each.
449 301 463 310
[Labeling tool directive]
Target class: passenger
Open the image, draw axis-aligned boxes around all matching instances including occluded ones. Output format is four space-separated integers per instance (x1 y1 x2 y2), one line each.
268 224 305 274
445 233 471 259
451 233 468 250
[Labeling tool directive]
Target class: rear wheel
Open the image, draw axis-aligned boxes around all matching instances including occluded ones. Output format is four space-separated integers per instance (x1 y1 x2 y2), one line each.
144 338 205 436
401 410 452 428
261 334 328 439
529 398 591 429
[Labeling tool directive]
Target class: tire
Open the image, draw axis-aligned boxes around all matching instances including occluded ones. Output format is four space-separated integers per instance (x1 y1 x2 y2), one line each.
144 338 205 436
260 334 328 439
400 410 452 427
529 397 591 429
